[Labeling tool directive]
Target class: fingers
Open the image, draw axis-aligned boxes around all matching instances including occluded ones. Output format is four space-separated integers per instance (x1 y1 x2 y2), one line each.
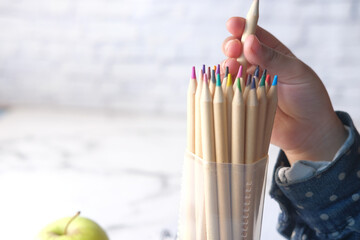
225 17 294 57
222 37 242 58
243 35 303 80
226 17 246 38
220 58 240 78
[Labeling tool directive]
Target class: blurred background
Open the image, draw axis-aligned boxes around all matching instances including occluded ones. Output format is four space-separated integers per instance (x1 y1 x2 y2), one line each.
0 0 359 239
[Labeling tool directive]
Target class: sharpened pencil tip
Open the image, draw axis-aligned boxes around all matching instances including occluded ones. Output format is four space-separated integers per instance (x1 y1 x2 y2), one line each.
251 77 256 89
237 77 242 92
227 73 232 86
260 74 265 87
204 73 208 84
225 66 229 77
272 75 278 86
236 65 243 79
247 74 252 86
216 74 221 86
265 74 271 85
191 66 196 79
202 65 205 75
211 69 216 83
254 66 260 77
261 69 267 80
217 64 220 75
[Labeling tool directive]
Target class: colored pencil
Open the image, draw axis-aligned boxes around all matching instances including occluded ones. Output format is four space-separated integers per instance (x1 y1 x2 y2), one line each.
243 74 252 101
265 74 271 93
231 78 246 240
201 74 220 240
254 66 260 87
187 66 197 153
231 78 245 165
256 73 267 158
210 69 216 97
233 65 243 92
263 75 278 155
194 69 206 240
225 73 234 162
213 74 232 240
245 77 259 164
184 66 197 240
222 66 229 92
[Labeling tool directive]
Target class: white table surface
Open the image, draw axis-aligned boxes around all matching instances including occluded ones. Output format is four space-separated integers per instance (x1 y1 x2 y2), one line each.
0 107 283 239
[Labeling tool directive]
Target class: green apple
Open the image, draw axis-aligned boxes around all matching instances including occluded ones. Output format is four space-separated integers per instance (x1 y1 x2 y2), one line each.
37 212 109 240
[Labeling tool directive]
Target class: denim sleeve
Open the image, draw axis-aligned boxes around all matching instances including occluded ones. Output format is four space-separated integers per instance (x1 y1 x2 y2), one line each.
270 111 360 240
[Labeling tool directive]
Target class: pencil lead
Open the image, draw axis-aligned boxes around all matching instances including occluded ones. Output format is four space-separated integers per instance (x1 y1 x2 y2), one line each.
261 69 267 80
236 65 243 79
272 75 278 86
225 66 229 77
251 77 256 89
259 73 266 87
247 74 252 86
213 65 216 71
265 74 271 85
216 74 221 86
207 67 211 80
237 77 242 92
254 65 260 77
211 69 216 83
227 73 232 87
216 64 220 75
202 65 205 76
191 66 196 79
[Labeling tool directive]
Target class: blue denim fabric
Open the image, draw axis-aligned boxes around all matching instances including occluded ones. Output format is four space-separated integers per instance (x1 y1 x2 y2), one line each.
270 112 360 240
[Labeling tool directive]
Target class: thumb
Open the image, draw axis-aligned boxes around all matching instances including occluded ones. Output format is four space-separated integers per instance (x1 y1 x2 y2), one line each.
244 35 305 81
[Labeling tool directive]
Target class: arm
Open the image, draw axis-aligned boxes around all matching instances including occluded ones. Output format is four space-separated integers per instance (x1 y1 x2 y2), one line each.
222 17 359 239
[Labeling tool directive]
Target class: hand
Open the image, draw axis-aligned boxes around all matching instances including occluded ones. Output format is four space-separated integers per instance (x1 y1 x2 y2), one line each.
222 17 347 164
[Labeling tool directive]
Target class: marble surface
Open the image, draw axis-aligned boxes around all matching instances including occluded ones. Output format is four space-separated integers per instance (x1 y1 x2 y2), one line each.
0 107 282 239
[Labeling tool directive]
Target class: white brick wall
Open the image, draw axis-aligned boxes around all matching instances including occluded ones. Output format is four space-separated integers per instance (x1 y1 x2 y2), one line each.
0 0 359 119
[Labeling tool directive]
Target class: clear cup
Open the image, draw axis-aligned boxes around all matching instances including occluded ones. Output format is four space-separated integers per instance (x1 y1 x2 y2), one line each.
178 152 268 240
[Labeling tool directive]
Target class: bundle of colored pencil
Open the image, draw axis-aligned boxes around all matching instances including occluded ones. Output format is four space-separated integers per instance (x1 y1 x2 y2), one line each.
181 0 279 239
185 64 278 240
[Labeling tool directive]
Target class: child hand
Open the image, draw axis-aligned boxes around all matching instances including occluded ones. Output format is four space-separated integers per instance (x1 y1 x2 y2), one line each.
222 17 347 164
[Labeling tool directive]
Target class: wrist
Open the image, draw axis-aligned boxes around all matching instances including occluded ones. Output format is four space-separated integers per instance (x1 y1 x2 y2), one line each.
284 112 348 165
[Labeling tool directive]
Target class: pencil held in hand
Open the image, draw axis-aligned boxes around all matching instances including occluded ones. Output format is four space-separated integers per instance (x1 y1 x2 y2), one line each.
237 0 259 79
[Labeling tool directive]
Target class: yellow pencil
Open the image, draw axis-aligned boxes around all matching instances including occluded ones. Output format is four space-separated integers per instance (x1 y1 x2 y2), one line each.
225 73 234 162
